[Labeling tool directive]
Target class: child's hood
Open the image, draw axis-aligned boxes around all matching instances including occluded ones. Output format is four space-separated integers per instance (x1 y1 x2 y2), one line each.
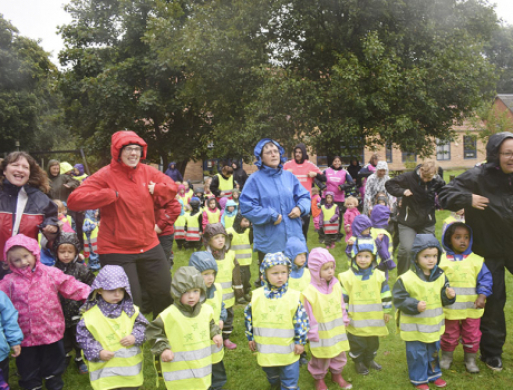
442 222 473 257
308 248 337 293
410 234 444 281
352 215 372 236
218 197 228 211
171 266 207 314
74 163 85 176
376 161 389 174
284 236 308 273
232 212 248 234
350 236 378 275
189 251 218 275
370 205 390 229
3 234 41 274
178 184 185 193
59 161 74 175
53 232 81 264
189 197 201 213
260 252 291 285
85 209 98 220
202 223 232 252
178 198 185 216
253 138 287 169
224 200 238 216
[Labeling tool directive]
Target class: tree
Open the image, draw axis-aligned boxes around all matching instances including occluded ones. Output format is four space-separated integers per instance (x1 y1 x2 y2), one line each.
485 25 513 93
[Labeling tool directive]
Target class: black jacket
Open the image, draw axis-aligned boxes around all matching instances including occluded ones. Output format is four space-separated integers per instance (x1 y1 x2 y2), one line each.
438 132 513 259
231 162 248 190
385 167 445 229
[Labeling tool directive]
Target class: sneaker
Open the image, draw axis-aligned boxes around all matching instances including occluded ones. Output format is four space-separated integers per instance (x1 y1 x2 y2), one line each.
432 379 446 388
415 385 429 390
223 339 237 350
481 356 503 371
75 359 88 375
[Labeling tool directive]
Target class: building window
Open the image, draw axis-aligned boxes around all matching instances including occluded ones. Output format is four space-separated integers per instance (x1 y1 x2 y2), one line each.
436 139 451 161
386 142 393 163
402 150 417 163
463 135 477 159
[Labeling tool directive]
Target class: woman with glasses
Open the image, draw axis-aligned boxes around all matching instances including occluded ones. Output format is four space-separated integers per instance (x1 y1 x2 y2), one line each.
67 130 178 317
439 132 513 372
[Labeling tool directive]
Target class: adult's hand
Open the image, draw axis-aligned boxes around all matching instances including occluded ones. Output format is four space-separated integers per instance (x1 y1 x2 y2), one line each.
148 181 155 195
472 194 489 210
403 189 413 197
288 206 301 219
274 215 283 225
308 171 317 178
42 225 58 234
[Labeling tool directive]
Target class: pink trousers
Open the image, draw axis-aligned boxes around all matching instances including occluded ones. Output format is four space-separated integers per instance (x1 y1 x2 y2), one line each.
308 351 347 380
313 215 320 230
441 318 481 353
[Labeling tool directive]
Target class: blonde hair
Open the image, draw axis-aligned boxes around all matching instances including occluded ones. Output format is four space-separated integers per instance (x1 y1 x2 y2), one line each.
344 196 358 207
53 199 66 213
420 160 437 173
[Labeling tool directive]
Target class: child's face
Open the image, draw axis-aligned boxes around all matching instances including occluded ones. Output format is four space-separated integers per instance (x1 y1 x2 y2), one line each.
326 195 333 204
240 218 251 229
294 253 307 268
266 264 289 288
201 270 216 288
356 251 373 269
320 262 335 282
346 201 357 209
227 206 235 213
209 234 226 250
377 200 387 206
57 244 77 264
450 226 470 254
232 192 239 200
208 199 216 209
7 247 36 270
195 192 202 198
416 247 439 275
180 288 201 307
98 288 125 304
361 227 371 235
59 207 67 215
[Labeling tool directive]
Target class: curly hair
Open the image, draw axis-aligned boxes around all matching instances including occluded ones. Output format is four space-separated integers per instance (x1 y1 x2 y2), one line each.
0 151 50 193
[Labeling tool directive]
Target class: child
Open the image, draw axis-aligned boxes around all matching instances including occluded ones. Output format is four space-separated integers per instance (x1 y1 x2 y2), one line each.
374 192 388 208
185 197 203 250
301 248 352 390
370 205 397 279
53 232 96 374
184 181 194 204
311 187 322 231
147 266 222 390
345 215 373 263
0 290 23 389
189 252 229 390
177 184 190 211
338 238 392 376
226 213 253 303
221 200 238 229
203 223 242 349
343 196 360 243
174 199 186 250
194 186 205 207
285 236 311 293
77 265 149 390
54 199 75 233
203 197 221 230
439 222 492 373
319 191 339 249
393 234 456 390
441 209 465 237
1 234 90 390
204 184 215 201
83 209 100 271
244 253 309 390
232 188 241 205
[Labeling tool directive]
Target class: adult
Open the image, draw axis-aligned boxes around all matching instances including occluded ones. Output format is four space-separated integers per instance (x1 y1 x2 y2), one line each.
164 162 183 183
438 132 513 371
240 139 310 284
0 152 58 264
283 142 324 240
363 161 391 215
385 161 445 276
347 157 362 187
231 160 248 190
210 164 235 199
67 130 177 317
358 153 379 199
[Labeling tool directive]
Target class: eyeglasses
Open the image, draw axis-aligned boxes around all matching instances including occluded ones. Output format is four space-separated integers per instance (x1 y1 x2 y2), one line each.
500 152 513 159
123 146 142 153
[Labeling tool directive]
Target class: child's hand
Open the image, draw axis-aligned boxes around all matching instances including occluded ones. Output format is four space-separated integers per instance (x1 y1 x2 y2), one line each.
11 345 21 357
120 335 136 347
377 233 384 241
446 287 456 299
161 349 174 362
417 301 427 312
213 335 223 348
294 344 304 355
475 294 486 309
100 350 115 361
384 313 391 324
78 253 85 262
347 238 355 245
219 320 224 330
248 340 257 352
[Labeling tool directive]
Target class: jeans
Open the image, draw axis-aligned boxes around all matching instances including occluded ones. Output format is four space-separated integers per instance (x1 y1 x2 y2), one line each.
262 360 300 390
405 340 441 386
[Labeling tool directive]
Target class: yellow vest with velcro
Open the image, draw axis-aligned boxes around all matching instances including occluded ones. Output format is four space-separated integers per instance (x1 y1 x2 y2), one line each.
321 205 339 235
160 305 214 390
174 215 186 240
206 208 220 224
338 270 389 337
226 227 252 266
397 270 446 343
216 251 236 308
301 282 349 358
288 269 311 293
252 287 300 367
82 305 143 390
216 174 234 199
223 214 236 229
185 211 201 242
439 253 484 320
74 173 88 183
205 283 225 364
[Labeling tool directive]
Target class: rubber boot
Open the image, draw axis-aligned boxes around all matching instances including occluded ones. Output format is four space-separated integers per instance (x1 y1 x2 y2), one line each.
464 352 480 373
315 378 328 390
439 350 453 370
331 373 352 389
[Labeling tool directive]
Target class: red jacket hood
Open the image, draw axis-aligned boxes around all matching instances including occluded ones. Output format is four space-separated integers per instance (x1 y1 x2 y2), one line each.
111 131 148 164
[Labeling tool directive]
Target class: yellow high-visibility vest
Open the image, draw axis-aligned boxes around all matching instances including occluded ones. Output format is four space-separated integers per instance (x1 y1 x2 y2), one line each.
321 205 339 235
185 211 201 242
205 283 225 364
216 251 236 308
288 269 311 293
226 227 252 266
216 174 234 199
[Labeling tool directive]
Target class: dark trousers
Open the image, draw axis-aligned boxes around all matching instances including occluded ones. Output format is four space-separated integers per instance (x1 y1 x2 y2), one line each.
158 234 174 268
63 326 81 357
17 339 66 390
480 256 513 359
210 360 227 390
240 265 252 295
0 356 9 388
175 239 185 249
222 307 235 340
255 251 267 286
68 210 85 249
100 245 173 317
347 333 379 363
301 214 311 241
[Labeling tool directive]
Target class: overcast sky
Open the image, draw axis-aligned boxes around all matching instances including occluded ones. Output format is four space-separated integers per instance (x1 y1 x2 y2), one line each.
2 0 513 66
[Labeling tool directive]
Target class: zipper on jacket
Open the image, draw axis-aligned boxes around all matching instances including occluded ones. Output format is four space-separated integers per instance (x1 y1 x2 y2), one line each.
405 206 409 221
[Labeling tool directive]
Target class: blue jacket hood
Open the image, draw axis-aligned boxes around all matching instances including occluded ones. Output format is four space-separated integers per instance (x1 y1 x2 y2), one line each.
224 200 238 216
253 138 287 169
442 222 473 257
188 251 218 274
410 234 443 280
352 215 373 236
284 236 308 274
370 205 390 229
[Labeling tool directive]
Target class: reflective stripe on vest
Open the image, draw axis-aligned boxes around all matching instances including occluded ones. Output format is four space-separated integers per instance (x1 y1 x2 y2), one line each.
301 283 349 358
288 268 311 293
338 270 389 337
397 270 446 343
185 212 201 241
174 215 187 240
160 305 214 389
227 227 252 266
204 284 225 364
321 205 339 234
439 253 484 320
252 287 300 367
83 306 143 390
216 252 236 308
216 174 234 199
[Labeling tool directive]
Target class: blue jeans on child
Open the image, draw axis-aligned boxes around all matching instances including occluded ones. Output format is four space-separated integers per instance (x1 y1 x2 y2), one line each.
405 340 442 386
262 360 300 390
